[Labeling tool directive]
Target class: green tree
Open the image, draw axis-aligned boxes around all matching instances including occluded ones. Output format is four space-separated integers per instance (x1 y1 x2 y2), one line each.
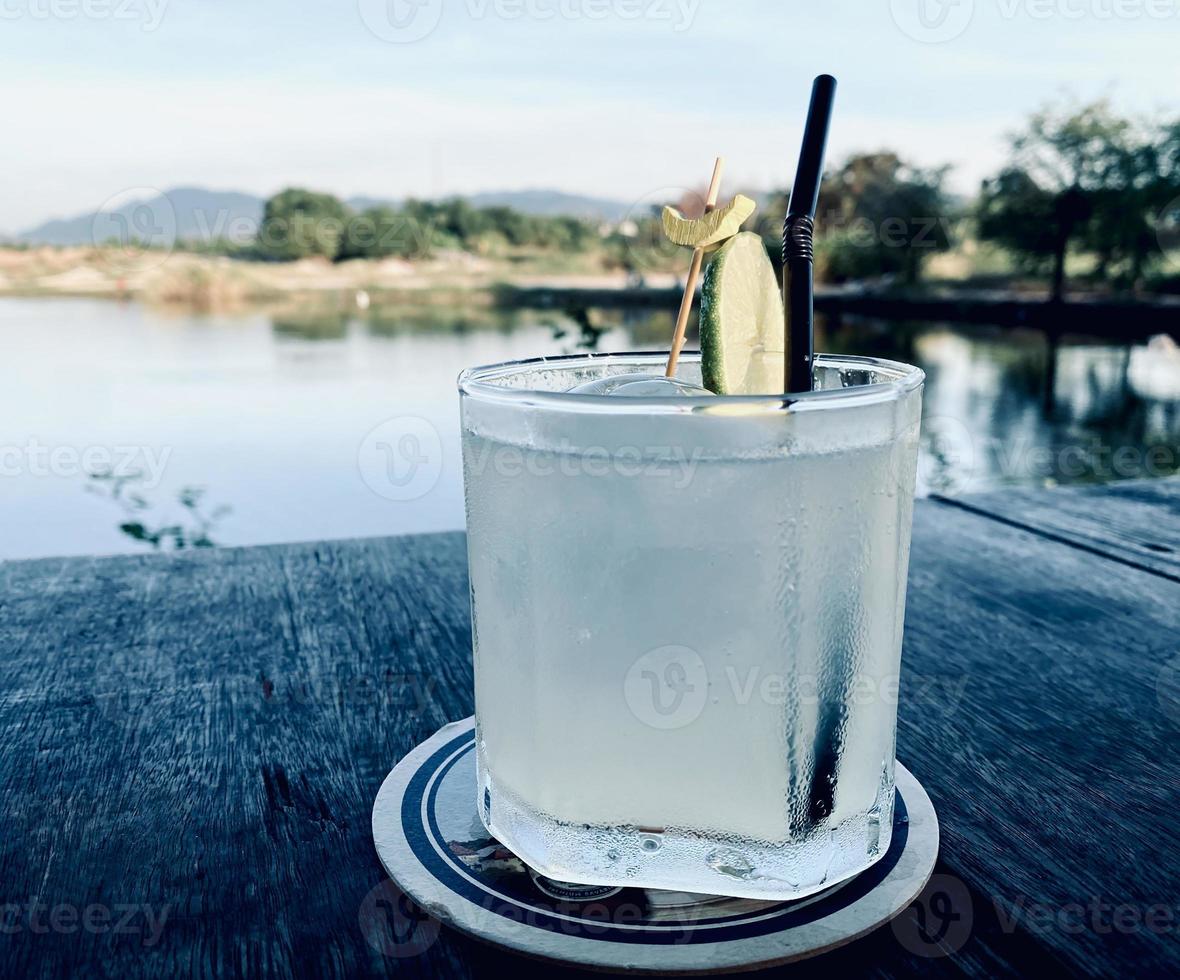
977 102 1136 300
337 206 432 261
480 206 533 246
532 215 594 251
257 188 350 261
435 198 490 243
813 153 953 286
1084 118 1180 288
751 191 789 270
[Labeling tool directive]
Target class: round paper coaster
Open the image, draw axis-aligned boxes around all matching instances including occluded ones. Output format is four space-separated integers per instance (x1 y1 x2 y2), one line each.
372 717 938 974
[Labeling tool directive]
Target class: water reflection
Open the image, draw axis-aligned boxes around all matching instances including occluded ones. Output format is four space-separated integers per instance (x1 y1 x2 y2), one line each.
550 306 609 350
262 302 1180 497
365 305 520 338
2 294 1175 560
272 312 349 340
87 470 232 550
904 327 1178 492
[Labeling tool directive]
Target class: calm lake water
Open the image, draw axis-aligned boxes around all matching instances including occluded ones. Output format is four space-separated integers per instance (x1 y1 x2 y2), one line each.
2 296 1178 561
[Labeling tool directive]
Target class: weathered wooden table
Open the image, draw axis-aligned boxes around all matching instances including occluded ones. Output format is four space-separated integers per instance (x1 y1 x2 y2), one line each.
2 479 1178 978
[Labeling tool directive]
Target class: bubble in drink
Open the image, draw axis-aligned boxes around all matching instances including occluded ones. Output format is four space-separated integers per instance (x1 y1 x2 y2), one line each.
567 373 713 397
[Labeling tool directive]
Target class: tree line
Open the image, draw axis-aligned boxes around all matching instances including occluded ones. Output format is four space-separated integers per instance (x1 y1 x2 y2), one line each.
244 192 596 263
977 102 1180 300
238 100 1179 300
758 100 1179 298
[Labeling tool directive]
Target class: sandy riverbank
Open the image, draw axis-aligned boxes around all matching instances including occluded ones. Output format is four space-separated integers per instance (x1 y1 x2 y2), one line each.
0 246 683 310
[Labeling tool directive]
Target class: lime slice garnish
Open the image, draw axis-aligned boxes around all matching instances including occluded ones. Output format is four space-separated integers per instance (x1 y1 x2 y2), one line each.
662 194 756 251
699 231 785 394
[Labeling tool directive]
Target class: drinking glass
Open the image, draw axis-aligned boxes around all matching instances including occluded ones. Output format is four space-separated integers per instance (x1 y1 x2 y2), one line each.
459 352 924 900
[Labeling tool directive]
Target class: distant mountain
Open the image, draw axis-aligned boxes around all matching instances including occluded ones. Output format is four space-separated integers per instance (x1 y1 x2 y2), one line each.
347 189 631 222
344 195 399 212
19 188 265 247
16 186 633 245
465 189 630 222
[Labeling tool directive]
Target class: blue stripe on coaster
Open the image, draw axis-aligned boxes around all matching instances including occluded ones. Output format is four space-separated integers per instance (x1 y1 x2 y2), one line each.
400 729 909 946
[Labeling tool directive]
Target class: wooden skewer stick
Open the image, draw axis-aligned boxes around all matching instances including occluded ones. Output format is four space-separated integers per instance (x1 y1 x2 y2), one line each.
665 157 725 378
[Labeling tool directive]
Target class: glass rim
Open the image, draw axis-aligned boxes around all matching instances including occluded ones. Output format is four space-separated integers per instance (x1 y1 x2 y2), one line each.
458 351 924 415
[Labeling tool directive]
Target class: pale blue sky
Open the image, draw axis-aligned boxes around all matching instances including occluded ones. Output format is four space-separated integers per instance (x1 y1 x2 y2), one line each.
1 0 1176 230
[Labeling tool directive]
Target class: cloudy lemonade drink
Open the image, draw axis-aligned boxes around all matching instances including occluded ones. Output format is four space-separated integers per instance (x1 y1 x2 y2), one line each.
460 352 922 900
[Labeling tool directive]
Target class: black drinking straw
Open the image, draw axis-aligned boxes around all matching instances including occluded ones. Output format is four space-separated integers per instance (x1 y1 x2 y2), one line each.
783 76 841 829
783 74 836 393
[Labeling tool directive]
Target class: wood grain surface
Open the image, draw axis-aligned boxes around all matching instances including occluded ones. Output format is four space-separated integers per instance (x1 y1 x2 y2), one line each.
935 478 1180 580
1 480 1177 978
